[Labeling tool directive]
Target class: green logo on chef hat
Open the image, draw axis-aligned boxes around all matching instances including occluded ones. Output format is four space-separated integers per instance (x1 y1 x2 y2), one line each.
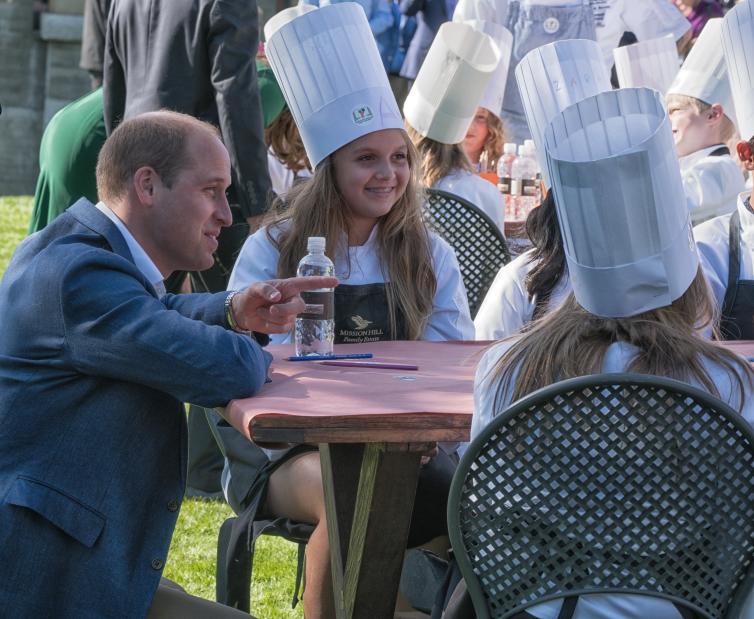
352 105 374 125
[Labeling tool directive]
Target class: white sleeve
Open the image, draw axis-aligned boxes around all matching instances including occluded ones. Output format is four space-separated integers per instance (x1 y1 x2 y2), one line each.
684 158 744 224
694 217 731 312
622 0 690 42
227 226 290 343
422 235 475 341
457 341 515 457
474 252 536 340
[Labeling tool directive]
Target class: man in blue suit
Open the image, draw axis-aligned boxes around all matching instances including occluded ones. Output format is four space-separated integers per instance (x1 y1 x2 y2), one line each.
0 111 336 618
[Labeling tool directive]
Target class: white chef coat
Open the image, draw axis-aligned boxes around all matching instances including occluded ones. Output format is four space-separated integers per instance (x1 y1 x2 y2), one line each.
681 145 745 225
229 221 476 344
462 338 754 618
695 192 754 311
589 0 690 69
267 148 311 197
433 169 506 234
474 249 572 340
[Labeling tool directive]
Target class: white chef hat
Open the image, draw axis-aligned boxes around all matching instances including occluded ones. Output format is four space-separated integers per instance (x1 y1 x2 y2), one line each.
515 38 611 188
613 35 680 95
403 21 500 144
667 19 735 119
264 3 403 167
722 0 754 139
462 19 513 119
544 88 697 318
264 4 316 41
453 0 509 28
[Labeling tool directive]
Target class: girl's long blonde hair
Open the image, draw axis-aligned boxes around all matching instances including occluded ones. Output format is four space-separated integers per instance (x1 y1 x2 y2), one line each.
406 124 474 188
488 269 754 410
267 132 437 340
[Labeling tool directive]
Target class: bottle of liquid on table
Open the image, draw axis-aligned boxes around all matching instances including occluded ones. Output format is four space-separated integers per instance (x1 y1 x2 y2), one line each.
511 144 538 220
497 142 517 220
295 237 335 357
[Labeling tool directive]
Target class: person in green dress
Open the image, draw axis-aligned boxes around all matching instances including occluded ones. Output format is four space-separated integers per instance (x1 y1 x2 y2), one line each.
29 88 106 234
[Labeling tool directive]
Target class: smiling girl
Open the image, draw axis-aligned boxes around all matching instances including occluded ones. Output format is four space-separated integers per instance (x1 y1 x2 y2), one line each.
210 5 473 617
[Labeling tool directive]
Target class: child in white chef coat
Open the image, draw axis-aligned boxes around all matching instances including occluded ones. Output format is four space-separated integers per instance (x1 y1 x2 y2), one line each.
665 19 744 225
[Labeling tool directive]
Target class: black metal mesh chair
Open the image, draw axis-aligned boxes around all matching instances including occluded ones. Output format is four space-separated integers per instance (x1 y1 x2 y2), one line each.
448 374 754 619
216 515 313 613
423 189 511 319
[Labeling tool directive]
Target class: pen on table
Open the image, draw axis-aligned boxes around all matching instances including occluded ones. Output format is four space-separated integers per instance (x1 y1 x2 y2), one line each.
318 360 419 371
286 353 373 361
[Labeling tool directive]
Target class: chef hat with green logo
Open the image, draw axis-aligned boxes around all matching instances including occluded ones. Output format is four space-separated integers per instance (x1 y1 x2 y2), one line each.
264 3 403 168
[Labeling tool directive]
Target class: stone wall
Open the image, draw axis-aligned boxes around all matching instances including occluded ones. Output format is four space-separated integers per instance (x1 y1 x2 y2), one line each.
0 0 89 196
0 0 288 197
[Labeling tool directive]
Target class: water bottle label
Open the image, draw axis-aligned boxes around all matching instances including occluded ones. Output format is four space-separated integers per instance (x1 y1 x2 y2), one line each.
498 177 511 194
522 179 538 197
300 290 334 320
510 179 522 196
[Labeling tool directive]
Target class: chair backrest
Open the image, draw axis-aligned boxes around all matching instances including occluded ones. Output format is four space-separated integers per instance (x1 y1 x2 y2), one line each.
448 373 754 619
423 189 511 319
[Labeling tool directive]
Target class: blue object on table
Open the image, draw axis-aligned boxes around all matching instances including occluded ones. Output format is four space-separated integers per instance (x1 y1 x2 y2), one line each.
286 353 374 361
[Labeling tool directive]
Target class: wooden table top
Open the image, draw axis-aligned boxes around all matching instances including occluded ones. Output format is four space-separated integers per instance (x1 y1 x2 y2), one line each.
225 340 489 445
224 339 754 446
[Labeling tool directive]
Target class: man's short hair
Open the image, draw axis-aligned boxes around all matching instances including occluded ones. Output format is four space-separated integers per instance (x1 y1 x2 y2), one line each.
96 111 221 202
666 93 737 144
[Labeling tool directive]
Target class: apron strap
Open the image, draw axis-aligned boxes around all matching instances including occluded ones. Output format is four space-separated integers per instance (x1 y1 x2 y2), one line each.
708 146 731 157
721 208 742 326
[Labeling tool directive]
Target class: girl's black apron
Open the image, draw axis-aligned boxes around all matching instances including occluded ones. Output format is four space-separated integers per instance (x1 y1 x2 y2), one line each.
334 283 407 343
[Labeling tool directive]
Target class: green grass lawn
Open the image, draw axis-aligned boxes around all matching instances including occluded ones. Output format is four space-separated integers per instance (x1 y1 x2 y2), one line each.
0 196 302 618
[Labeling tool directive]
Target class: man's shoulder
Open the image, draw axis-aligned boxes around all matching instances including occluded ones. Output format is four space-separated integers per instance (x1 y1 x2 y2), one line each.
7 211 138 291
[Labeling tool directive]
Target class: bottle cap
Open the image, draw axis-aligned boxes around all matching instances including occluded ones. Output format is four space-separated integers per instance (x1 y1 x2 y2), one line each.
504 142 516 154
307 236 326 253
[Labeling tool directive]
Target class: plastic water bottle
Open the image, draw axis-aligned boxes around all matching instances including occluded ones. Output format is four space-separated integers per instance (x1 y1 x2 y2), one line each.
295 237 335 356
510 144 539 219
497 143 517 219
524 139 543 204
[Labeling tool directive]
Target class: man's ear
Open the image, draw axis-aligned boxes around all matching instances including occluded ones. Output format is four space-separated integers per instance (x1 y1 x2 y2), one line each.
707 103 724 123
133 166 158 205
736 141 754 170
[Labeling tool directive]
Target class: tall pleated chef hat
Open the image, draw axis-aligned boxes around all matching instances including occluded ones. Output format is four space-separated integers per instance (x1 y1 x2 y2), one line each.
515 38 611 188
403 21 500 144
667 19 735 120
458 19 513 120
544 87 697 317
722 0 754 139
613 35 680 95
264 3 403 167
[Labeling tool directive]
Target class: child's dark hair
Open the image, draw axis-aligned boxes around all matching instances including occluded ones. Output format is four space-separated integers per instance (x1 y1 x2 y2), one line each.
524 189 566 319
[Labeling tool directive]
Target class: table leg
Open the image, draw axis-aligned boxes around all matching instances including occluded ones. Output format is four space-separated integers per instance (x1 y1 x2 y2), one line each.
320 442 428 619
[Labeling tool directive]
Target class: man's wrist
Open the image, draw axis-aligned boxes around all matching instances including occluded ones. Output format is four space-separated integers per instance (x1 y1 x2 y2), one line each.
224 291 248 334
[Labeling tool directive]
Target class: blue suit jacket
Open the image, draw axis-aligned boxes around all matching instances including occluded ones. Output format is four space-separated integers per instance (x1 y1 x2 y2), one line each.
0 199 271 618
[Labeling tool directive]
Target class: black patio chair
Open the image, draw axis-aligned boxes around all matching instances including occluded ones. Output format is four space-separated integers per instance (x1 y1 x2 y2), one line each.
216 514 313 613
423 189 511 319
448 373 754 619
